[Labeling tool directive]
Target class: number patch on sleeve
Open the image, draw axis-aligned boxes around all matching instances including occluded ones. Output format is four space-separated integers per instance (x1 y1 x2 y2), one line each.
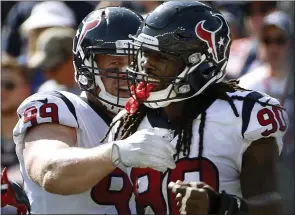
257 106 287 136
23 103 59 126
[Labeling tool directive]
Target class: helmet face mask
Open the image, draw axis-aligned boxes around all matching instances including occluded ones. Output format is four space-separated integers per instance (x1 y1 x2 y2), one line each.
128 47 186 93
74 53 131 108
73 7 143 114
127 1 231 109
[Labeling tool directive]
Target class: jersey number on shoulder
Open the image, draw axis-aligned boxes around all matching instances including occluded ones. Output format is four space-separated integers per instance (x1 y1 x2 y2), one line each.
130 157 219 215
257 106 287 136
23 103 59 126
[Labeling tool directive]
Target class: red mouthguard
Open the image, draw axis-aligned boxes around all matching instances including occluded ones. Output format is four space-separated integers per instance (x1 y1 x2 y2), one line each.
125 81 155 114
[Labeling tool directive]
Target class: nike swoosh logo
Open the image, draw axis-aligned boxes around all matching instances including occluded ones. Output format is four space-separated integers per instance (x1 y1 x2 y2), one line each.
36 98 48 104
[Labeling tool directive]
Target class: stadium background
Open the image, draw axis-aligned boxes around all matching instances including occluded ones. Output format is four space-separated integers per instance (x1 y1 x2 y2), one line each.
1 1 294 214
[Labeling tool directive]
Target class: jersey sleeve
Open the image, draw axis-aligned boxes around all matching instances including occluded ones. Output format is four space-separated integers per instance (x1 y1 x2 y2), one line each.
13 92 79 145
240 92 289 154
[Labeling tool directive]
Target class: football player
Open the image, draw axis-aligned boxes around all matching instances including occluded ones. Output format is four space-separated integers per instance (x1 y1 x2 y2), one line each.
105 1 288 215
11 7 175 214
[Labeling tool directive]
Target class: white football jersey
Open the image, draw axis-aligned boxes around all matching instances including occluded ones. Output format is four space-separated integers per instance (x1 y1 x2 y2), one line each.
239 67 294 157
13 91 136 214
109 90 288 215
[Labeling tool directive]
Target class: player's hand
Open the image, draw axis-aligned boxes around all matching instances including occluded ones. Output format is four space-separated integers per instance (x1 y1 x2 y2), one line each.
111 127 176 172
168 180 214 215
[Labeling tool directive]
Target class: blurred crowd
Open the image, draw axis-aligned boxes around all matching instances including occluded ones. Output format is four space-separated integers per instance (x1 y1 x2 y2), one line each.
1 1 294 214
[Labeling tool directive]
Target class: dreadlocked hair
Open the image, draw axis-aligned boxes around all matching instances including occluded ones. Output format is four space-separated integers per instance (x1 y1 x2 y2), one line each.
100 105 147 143
102 79 280 159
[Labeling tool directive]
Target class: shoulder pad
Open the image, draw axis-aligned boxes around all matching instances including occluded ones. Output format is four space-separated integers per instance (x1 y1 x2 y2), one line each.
237 92 288 153
13 91 79 142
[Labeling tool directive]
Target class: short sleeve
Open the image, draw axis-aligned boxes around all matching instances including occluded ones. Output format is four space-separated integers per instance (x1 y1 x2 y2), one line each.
13 92 79 145
240 92 288 154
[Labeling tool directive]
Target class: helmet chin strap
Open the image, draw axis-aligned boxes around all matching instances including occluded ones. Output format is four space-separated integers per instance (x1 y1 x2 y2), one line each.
143 85 175 108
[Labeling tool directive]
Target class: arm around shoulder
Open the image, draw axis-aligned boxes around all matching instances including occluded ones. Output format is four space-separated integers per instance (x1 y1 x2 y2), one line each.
23 123 115 195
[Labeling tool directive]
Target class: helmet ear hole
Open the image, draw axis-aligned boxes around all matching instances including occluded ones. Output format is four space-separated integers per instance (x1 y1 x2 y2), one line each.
77 68 94 89
199 62 216 77
186 62 216 91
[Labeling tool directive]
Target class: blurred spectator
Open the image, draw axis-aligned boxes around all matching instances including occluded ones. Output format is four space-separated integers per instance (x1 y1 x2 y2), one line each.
96 1 121 9
17 1 76 93
239 11 293 107
1 1 38 57
226 1 277 79
2 1 95 58
239 11 294 214
28 27 80 94
211 1 245 39
2 1 95 93
1 53 31 184
1 2 16 23
20 1 76 61
243 1 277 38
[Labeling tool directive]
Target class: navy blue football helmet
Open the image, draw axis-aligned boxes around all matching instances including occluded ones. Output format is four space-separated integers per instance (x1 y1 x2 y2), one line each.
73 7 143 113
127 1 231 108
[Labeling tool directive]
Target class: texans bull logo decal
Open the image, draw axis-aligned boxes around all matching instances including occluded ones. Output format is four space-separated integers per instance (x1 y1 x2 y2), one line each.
77 18 101 47
195 13 231 63
73 17 101 54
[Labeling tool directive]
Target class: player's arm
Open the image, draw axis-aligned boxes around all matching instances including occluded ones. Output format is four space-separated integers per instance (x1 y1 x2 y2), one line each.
239 95 288 215
17 94 175 196
207 137 281 215
23 123 115 195
240 136 281 215
23 124 175 197
14 93 117 195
